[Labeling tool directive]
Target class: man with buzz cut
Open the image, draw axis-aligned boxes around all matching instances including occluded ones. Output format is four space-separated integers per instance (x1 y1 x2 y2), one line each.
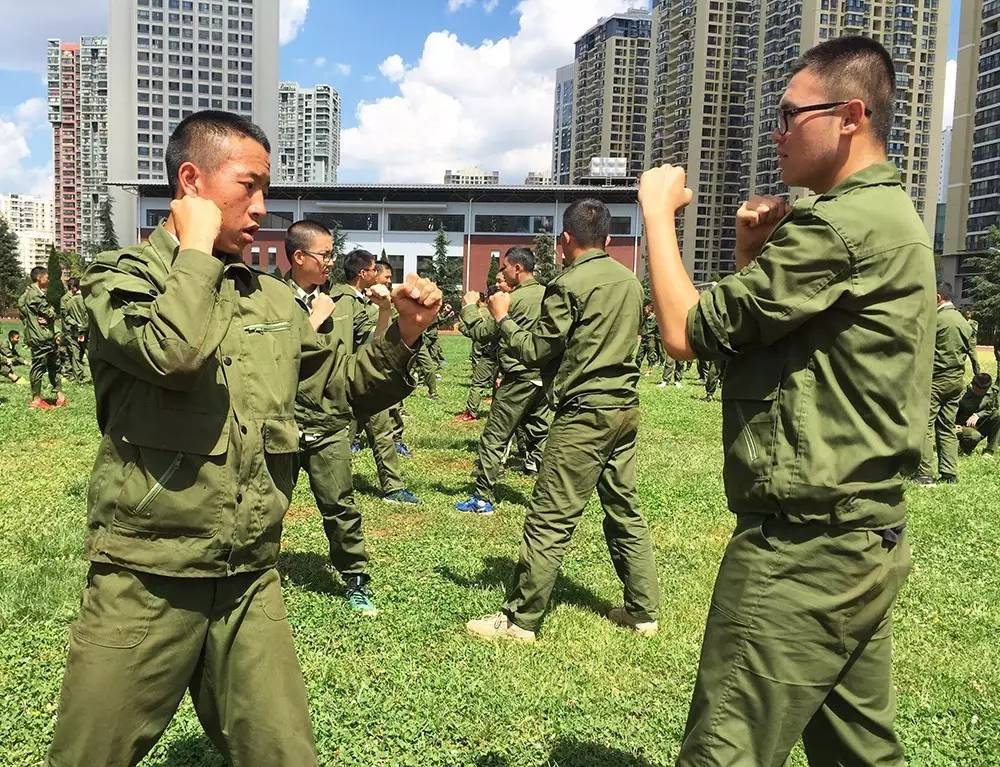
331 248 421 506
60 276 89 383
17 266 66 409
466 198 661 642
46 110 443 766
640 36 933 764
374 259 415 457
1 329 28 386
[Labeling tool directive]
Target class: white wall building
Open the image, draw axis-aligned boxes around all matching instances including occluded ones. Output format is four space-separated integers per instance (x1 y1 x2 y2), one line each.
444 166 500 185
0 194 55 273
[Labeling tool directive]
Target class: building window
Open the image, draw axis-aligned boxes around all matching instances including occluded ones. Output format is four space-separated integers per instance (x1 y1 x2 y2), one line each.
475 215 531 234
382 254 405 285
304 212 379 231
249 245 260 267
610 217 632 235
388 214 465 232
259 211 294 230
145 209 171 227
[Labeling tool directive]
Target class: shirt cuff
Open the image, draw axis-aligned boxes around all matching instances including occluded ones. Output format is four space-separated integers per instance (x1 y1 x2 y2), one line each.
173 248 226 285
499 317 519 338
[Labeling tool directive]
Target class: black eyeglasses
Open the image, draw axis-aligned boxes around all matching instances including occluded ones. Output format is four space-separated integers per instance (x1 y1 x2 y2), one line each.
302 249 335 265
776 101 872 135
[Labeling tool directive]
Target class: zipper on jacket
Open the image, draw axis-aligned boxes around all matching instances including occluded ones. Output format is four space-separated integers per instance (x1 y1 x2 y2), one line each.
134 452 184 515
734 402 759 463
244 321 291 334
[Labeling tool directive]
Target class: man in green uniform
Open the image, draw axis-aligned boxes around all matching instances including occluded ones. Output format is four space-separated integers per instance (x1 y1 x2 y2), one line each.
46 111 442 765
914 282 974 485
1 329 28 385
331 249 420 505
457 291 500 422
963 310 980 376
956 372 999 456
466 198 661 641
657 353 685 388
287 220 386 616
702 358 725 401
60 276 89 383
374 260 414 457
635 302 661 374
456 247 550 514
17 266 66 409
640 37 933 765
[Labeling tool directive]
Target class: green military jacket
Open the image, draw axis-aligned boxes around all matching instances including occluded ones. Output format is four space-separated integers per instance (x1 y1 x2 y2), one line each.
460 306 499 363
0 337 26 366
956 383 997 426
499 250 642 412
328 283 376 350
969 319 979 346
460 276 545 379
640 312 659 340
81 225 416 577
687 162 935 528
60 290 88 332
932 302 974 378
16 284 55 347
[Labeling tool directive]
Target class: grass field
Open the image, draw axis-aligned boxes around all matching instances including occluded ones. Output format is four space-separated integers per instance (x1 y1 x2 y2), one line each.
0 330 998 766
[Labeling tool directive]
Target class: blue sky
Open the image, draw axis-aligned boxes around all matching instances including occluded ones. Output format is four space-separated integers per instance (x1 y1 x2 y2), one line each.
0 0 966 195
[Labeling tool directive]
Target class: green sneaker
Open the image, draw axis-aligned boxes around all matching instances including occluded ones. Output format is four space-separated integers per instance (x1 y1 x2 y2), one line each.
344 576 378 617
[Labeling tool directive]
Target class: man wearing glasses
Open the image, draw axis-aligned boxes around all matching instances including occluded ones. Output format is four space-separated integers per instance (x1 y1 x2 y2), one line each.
640 37 934 764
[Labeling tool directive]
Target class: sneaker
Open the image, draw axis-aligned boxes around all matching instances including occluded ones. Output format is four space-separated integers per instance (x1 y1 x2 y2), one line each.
395 442 413 458
455 496 494 516
435 373 443 380
344 576 378 617
939 474 958 484
384 488 420 505
703 395 715 402
674 381 683 388
607 607 659 636
912 475 937 487
427 394 439 401
28 397 55 411
455 411 478 423
350 441 361 455
656 382 668 389
54 392 68 407
522 459 538 475
466 612 535 643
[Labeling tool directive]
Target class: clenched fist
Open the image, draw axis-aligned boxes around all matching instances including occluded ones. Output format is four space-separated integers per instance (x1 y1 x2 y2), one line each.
392 273 443 346
170 195 222 256
367 283 392 311
735 195 791 266
638 164 694 218
462 291 480 307
488 291 511 320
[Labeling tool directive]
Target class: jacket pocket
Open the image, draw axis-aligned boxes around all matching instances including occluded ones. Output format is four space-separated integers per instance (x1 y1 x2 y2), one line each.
721 358 780 500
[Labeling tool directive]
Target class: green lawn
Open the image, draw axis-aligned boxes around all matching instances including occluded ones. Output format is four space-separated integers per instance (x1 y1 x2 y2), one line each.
0 332 997 766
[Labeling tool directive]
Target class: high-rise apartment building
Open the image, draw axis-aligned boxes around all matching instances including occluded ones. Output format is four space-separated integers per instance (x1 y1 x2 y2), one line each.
47 36 109 254
944 0 1000 254
444 167 500 185
276 81 340 184
741 0 949 236
551 63 575 185
0 194 56 273
647 0 752 281
108 0 279 241
570 10 651 183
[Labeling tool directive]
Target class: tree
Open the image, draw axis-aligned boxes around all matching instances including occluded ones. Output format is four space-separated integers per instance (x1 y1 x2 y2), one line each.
59 249 85 279
46 246 67 310
487 252 500 292
95 195 120 254
0 215 25 315
970 225 1000 343
430 227 462 303
325 227 350 287
533 233 561 286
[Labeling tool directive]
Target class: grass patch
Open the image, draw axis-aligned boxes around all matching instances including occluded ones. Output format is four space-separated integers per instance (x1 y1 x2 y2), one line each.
0 332 997 765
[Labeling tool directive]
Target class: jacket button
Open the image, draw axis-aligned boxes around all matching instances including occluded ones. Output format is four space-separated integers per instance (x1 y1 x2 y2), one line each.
240 424 248 435
223 356 233 366
236 493 243 504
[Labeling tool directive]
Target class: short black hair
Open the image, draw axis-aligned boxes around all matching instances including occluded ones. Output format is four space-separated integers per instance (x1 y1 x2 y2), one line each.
67 276 80 290
8 330 18 340
973 373 993 390
504 246 536 272
343 249 376 282
285 219 331 261
375 259 393 274
165 110 271 198
938 282 953 301
563 198 611 249
791 36 896 147
30 266 47 283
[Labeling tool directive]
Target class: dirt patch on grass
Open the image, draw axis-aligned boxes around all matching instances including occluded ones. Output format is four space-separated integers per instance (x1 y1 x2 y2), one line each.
284 504 317 525
421 454 475 472
368 511 430 539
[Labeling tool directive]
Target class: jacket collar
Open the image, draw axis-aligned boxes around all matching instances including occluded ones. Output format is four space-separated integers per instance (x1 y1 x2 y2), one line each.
818 162 902 200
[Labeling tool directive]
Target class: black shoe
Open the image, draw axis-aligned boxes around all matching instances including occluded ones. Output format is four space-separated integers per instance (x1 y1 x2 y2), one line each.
912 475 937 486
939 474 958 484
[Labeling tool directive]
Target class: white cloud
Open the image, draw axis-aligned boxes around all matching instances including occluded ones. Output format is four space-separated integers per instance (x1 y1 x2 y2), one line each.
314 56 327 68
0 1 107 73
363 74 377 83
483 0 500 11
342 0 638 183
0 104 53 198
379 55 407 83
942 59 956 130
280 0 310 45
14 98 48 131
448 0 476 11
336 63 352 76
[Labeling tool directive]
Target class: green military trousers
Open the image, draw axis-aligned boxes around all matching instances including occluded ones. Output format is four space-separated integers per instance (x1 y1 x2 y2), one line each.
958 413 1000 455
357 408 406 494
415 344 438 397
298 426 368 577
47 564 317 766
635 337 660 370
63 330 87 383
388 404 406 445
466 356 498 415
917 374 965 479
28 342 61 398
502 406 660 633
704 359 726 399
676 514 911 766
661 354 685 385
472 376 550 502
1 359 19 383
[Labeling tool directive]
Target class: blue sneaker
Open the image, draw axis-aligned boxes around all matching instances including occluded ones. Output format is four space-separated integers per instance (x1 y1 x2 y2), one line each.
384 488 420 505
395 442 413 458
350 441 361 455
344 575 378 617
455 496 494 516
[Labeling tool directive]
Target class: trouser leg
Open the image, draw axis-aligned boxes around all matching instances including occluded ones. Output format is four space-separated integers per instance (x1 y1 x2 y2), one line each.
917 377 947 477
519 384 551 467
365 409 405 494
935 377 964 478
472 377 539 503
